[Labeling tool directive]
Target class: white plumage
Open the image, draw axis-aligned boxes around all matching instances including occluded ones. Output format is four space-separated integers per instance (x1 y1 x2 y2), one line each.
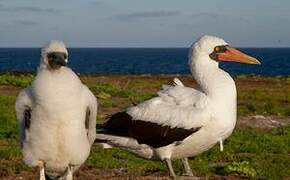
15 41 97 180
96 35 260 178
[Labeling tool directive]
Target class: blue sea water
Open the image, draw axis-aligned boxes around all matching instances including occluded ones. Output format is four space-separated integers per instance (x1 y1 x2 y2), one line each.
0 48 289 76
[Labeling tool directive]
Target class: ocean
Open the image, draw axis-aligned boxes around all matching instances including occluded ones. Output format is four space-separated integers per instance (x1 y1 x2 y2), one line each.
0 48 289 76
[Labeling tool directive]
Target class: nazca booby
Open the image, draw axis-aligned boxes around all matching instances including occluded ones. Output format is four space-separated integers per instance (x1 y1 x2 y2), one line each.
15 41 98 180
95 36 260 178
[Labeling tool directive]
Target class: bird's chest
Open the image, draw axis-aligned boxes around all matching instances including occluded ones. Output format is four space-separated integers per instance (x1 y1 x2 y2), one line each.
32 81 83 124
35 88 80 110
34 75 81 104
208 94 237 137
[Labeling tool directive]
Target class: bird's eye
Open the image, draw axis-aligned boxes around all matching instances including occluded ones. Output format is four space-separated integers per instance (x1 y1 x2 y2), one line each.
64 54 67 59
214 46 220 52
214 45 228 53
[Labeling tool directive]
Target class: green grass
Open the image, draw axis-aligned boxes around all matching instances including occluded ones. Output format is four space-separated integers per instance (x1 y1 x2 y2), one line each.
91 82 154 103
0 95 18 139
0 74 289 178
1 116 289 178
1 74 289 117
237 76 290 116
238 89 290 116
0 74 33 87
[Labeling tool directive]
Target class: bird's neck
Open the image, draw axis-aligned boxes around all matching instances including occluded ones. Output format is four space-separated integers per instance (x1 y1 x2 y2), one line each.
190 55 237 133
190 57 236 99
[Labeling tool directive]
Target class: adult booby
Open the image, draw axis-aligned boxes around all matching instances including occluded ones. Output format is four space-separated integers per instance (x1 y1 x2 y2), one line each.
15 41 98 180
95 35 260 178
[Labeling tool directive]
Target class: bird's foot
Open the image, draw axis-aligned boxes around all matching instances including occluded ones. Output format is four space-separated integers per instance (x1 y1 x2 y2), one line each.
181 158 195 177
219 139 223 152
38 161 46 180
165 159 177 179
65 165 73 180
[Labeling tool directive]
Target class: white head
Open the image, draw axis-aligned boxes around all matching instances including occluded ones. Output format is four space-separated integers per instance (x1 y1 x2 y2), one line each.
40 40 68 70
189 35 260 71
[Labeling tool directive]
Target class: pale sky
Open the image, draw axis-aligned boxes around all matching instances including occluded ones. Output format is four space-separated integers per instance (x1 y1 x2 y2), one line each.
0 0 290 47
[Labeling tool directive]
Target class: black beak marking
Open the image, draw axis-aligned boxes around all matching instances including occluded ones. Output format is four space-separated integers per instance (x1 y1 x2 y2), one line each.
47 52 67 70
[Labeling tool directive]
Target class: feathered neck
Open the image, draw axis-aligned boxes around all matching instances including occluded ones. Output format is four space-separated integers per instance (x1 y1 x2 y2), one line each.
189 53 236 99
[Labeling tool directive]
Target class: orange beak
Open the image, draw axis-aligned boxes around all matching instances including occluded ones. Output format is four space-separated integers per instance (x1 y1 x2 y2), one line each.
217 46 261 65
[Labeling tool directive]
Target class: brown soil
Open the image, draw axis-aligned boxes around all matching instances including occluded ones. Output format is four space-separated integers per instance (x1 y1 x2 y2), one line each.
2 166 250 180
237 115 290 130
0 85 21 96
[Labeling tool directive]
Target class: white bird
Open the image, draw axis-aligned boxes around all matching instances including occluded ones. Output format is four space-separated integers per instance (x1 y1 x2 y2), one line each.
95 35 260 178
15 41 98 180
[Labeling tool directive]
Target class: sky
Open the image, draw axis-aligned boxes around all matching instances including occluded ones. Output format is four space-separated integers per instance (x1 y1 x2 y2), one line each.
0 0 290 47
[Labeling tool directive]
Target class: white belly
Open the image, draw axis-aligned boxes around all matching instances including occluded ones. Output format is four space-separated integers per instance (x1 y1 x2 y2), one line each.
23 104 90 169
22 68 91 169
155 120 236 160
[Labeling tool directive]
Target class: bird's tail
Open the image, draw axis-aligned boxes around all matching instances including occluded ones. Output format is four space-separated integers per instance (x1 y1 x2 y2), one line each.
95 124 113 148
95 112 132 149
95 134 154 159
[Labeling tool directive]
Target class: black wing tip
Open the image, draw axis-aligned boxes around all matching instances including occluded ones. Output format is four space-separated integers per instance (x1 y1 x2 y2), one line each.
190 126 202 133
96 111 133 137
103 111 132 126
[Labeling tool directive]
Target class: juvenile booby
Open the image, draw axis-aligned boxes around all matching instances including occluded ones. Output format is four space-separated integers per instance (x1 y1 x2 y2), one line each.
95 35 260 178
15 41 98 180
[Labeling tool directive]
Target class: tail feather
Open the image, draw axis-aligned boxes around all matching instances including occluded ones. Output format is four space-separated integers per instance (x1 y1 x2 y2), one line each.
95 133 154 159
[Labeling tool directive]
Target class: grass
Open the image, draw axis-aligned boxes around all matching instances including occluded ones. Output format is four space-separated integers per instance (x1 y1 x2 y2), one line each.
0 74 289 178
1 122 289 178
86 126 290 178
1 73 289 117
238 89 290 116
91 82 154 103
0 95 18 139
0 74 33 87
237 76 290 116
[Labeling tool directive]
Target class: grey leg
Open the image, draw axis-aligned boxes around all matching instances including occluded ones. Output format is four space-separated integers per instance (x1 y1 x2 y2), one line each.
165 159 176 179
66 165 73 180
182 158 194 176
38 161 46 180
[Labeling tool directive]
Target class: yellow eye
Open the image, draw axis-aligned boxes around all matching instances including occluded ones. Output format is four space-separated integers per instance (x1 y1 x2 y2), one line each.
215 46 220 52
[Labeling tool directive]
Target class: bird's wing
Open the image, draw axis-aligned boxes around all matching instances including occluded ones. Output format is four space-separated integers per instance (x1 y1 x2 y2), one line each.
97 78 210 148
157 78 207 107
97 112 201 148
15 87 33 146
126 78 210 129
82 86 98 145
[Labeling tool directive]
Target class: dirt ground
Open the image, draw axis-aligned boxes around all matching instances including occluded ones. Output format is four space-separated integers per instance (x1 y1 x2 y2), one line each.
2 167 252 180
2 114 289 180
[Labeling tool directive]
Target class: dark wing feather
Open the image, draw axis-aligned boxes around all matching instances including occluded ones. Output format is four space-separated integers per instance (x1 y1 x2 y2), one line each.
85 108 90 130
24 108 31 129
98 112 201 148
